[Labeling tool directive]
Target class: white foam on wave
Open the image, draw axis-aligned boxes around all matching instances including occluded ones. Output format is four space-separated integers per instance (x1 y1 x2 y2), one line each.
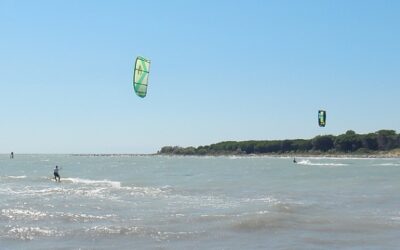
125 186 169 197
61 178 172 197
242 196 281 205
5 226 58 240
0 187 17 194
59 212 116 222
1 177 171 201
1 208 47 220
1 208 116 224
83 225 201 241
299 156 373 160
165 193 242 210
2 175 174 201
297 159 348 166
63 177 121 188
2 175 27 179
84 225 141 235
1 184 111 199
390 213 400 224
228 155 245 160
374 163 400 166
155 230 205 241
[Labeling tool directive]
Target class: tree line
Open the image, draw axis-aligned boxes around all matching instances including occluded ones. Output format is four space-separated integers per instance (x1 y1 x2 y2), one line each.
158 130 400 155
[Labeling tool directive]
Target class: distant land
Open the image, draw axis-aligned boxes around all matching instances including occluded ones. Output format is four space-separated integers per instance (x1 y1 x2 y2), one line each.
158 130 400 157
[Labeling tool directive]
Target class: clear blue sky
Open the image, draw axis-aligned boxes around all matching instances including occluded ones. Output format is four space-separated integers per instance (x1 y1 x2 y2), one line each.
1 0 399 153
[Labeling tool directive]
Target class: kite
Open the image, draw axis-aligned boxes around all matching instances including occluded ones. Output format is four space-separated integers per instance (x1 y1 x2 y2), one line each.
133 56 151 98
318 110 326 127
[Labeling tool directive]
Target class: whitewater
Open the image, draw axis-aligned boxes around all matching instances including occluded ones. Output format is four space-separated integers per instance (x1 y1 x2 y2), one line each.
1 154 399 249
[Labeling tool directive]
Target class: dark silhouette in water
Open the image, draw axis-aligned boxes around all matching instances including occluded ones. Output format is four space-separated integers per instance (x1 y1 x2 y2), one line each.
54 166 61 182
10 152 14 159
293 158 297 163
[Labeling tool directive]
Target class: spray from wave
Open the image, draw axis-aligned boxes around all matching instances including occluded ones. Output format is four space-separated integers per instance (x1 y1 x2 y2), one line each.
63 177 121 188
296 159 348 166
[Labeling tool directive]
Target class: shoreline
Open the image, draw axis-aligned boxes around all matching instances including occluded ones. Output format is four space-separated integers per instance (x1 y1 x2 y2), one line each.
1 150 399 158
157 149 400 158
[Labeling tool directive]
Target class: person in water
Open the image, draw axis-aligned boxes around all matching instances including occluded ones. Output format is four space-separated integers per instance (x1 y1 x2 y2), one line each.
293 157 297 163
10 152 14 159
54 166 61 182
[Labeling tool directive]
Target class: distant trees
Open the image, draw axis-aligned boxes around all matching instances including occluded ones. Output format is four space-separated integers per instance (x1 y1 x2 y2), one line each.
312 135 334 152
361 133 379 150
159 146 197 155
376 130 398 150
158 130 400 155
334 130 362 152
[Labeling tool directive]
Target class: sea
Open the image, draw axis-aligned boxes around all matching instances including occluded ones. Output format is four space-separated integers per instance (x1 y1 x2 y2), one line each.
0 154 399 250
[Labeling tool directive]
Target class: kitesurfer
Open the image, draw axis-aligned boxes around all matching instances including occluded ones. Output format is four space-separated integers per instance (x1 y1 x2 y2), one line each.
293 158 297 163
54 166 61 182
10 152 14 159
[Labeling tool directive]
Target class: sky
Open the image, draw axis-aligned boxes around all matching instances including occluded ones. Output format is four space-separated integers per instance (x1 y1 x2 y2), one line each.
1 0 399 154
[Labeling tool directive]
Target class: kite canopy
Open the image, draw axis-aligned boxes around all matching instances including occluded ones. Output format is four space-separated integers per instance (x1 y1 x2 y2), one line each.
133 56 151 98
318 110 326 127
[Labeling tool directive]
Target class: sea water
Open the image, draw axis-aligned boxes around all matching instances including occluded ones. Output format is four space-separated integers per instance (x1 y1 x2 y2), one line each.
0 155 399 249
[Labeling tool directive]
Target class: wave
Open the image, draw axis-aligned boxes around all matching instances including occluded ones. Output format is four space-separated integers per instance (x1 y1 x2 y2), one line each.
2 226 59 240
82 225 204 241
1 208 117 223
374 163 400 166
242 196 281 205
1 224 202 241
1 176 171 200
62 177 121 188
64 177 172 197
391 217 400 222
298 156 371 160
124 186 169 197
58 212 116 223
228 156 245 159
9 175 27 179
0 175 27 180
1 208 47 221
296 159 348 166
229 201 317 232
230 212 292 232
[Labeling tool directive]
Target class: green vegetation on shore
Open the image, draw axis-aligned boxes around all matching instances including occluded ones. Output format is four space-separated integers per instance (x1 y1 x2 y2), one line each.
159 130 400 156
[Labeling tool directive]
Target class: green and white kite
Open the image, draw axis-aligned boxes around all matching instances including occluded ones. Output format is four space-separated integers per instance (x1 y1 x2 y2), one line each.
133 56 151 98
318 110 326 127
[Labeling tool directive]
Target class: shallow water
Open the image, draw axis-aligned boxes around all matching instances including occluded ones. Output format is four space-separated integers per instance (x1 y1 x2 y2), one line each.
1 155 399 249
